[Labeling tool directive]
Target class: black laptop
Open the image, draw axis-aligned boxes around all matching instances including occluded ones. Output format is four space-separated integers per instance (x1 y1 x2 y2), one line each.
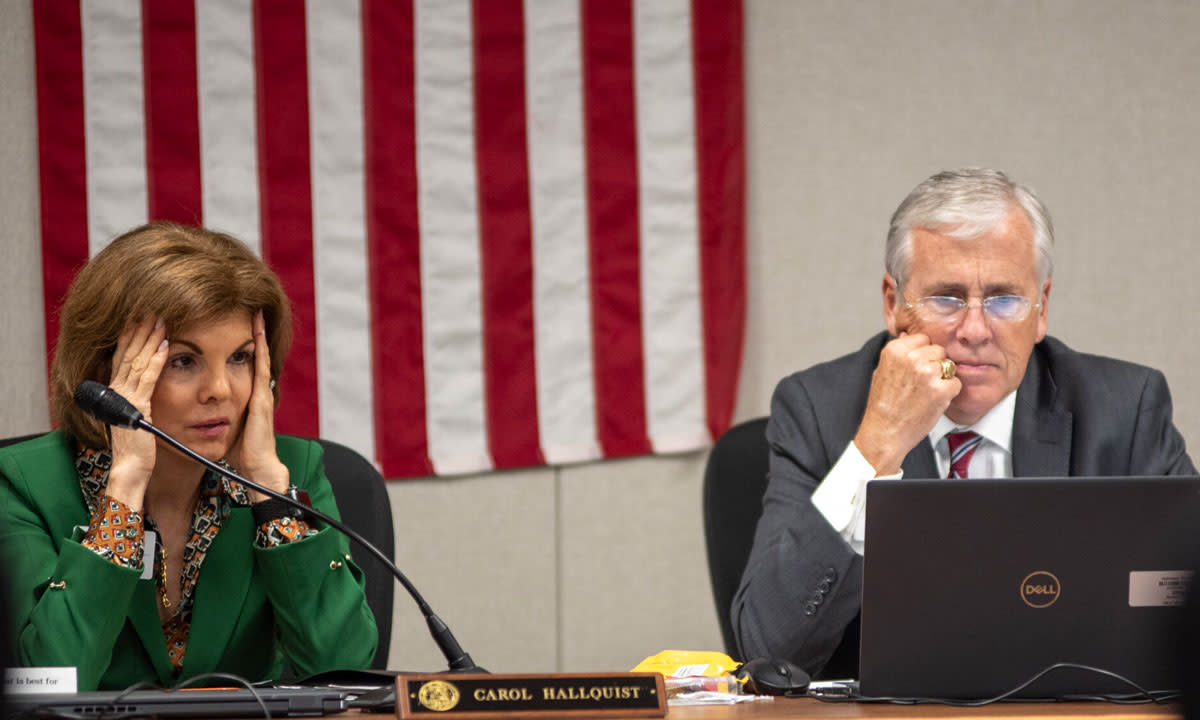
858 476 1200 700
8 686 352 718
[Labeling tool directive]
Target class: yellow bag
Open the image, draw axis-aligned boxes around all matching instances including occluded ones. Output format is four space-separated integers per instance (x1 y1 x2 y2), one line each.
630 650 740 677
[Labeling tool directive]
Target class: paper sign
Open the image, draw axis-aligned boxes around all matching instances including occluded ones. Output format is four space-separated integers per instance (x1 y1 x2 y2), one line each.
3 667 78 695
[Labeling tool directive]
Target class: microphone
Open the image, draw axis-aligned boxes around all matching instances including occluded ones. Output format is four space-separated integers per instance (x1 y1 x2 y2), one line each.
75 380 144 428
73 381 484 674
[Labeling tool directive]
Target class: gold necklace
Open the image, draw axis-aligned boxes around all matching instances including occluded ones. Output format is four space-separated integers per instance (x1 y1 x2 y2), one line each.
157 537 171 608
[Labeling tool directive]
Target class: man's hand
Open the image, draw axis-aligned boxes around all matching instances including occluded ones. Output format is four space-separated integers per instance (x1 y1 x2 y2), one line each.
853 333 962 475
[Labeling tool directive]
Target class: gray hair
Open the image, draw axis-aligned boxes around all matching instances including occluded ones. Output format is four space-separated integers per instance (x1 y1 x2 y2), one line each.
885 168 1054 292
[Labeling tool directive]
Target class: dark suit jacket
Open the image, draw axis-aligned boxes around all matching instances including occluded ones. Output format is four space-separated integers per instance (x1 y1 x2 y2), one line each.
731 332 1195 677
0 431 378 690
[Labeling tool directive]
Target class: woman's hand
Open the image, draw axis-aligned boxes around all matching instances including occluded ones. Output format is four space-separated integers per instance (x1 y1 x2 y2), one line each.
228 310 290 501
105 316 168 511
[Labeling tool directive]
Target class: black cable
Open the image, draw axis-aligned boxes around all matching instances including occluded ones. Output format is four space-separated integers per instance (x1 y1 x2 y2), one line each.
146 424 430 619
72 380 481 672
810 662 1178 706
140 420 481 672
174 673 272 720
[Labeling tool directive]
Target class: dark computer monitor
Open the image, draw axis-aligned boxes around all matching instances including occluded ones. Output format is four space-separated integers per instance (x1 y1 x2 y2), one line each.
860 475 1200 700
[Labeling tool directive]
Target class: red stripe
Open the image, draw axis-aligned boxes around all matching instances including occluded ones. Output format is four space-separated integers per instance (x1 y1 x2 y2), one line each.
362 0 432 478
142 0 203 224
473 0 543 469
692 0 745 441
34 0 90 384
253 0 319 437
581 0 650 457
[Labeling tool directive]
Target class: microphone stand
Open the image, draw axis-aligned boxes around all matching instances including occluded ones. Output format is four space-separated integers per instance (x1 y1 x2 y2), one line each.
135 417 485 674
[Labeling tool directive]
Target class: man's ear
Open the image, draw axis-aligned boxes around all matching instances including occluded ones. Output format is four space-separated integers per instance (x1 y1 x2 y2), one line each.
1035 277 1051 342
883 274 901 336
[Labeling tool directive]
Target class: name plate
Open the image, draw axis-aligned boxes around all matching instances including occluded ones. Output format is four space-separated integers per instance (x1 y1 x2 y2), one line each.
397 672 666 718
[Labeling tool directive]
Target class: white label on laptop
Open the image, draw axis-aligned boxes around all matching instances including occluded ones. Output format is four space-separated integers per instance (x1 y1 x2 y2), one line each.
1128 570 1193 607
3 667 78 695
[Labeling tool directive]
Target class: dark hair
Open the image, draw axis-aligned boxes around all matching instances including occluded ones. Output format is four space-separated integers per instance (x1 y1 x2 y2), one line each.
50 222 291 448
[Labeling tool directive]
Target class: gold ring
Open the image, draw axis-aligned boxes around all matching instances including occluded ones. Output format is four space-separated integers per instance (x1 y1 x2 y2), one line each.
940 358 956 380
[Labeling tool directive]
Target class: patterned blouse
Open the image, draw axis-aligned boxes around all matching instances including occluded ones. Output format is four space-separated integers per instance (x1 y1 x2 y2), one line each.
75 447 318 673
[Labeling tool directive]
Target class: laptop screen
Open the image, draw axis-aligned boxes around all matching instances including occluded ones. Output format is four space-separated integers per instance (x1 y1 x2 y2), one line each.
859 475 1200 700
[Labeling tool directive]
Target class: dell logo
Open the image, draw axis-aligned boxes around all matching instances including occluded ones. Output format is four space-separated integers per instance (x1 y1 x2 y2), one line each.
1020 571 1061 608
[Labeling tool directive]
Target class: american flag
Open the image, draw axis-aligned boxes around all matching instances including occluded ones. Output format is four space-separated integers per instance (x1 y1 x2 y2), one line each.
34 0 745 478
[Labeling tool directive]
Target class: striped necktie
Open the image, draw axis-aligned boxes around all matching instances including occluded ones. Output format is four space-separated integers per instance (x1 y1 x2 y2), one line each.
946 431 983 479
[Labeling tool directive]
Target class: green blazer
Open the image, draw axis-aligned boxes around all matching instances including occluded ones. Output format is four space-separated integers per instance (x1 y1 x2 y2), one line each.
0 431 378 690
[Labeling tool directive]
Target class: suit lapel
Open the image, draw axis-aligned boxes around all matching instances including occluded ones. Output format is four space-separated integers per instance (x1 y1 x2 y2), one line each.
1011 344 1072 477
38 433 176 686
127 581 178 685
182 508 255 675
901 438 939 479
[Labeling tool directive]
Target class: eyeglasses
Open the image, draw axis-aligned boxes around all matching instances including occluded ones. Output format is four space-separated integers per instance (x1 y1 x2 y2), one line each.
904 295 1041 323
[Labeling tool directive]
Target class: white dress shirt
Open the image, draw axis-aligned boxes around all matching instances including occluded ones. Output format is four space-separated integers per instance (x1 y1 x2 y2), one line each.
811 391 1017 554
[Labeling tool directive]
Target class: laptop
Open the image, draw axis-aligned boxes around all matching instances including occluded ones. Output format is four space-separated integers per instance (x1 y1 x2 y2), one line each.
8 686 352 718
858 476 1200 700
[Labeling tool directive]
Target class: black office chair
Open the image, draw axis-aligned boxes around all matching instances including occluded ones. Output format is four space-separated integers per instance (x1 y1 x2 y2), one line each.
0 432 394 670
0 433 41 449
310 437 394 670
702 417 770 659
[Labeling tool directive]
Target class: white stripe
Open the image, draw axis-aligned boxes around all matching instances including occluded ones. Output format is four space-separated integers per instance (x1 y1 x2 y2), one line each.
633 0 708 452
195 0 261 254
524 0 601 465
306 0 376 464
415 0 492 475
81 0 147 254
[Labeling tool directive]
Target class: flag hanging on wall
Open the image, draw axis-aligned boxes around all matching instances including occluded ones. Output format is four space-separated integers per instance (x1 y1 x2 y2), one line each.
33 0 745 479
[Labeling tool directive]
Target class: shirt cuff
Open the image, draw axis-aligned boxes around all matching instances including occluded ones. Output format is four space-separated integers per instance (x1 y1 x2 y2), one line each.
81 494 146 570
256 516 319 547
812 441 902 534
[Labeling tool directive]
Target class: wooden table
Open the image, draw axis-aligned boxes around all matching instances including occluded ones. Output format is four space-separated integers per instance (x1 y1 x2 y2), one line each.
297 696 1182 720
665 696 1182 720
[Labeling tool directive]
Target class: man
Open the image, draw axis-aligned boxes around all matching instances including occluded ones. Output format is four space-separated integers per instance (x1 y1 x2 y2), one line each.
731 168 1195 678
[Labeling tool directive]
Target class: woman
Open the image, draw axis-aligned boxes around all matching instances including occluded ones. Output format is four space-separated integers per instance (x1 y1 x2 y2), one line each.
0 222 377 690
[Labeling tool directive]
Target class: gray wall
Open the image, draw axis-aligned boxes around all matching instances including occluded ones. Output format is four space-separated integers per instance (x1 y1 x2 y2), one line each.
4 0 1200 672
